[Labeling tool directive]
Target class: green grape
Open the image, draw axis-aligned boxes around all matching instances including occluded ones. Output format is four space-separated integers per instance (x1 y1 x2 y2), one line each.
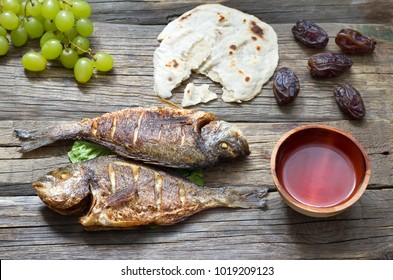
0 36 9 56
55 10 75 32
93 52 114 72
41 0 60 20
0 26 7 37
18 1 27 16
59 0 74 10
42 39 63 60
43 19 57 32
72 35 90 54
22 52 47 71
71 0 92 18
60 47 79 69
76 18 94 37
24 17 44 38
11 26 28 47
26 0 42 17
65 27 77 41
3 0 21 14
56 32 66 44
74 57 94 83
40 31 57 47
0 11 19 30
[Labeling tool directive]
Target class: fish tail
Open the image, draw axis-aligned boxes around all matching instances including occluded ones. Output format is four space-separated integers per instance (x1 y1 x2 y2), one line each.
222 186 268 209
15 122 84 152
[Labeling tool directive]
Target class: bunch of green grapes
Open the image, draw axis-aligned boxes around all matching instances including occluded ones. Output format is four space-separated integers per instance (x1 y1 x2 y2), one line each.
0 0 113 83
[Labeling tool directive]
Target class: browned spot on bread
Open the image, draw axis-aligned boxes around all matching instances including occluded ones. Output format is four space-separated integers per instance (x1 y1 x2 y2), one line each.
238 69 244 75
180 13 192 21
256 45 261 51
217 13 225 22
251 36 257 41
243 19 247 23
245 77 250 82
230 45 237 50
250 21 264 38
229 51 233 55
166 59 179 68
168 77 173 82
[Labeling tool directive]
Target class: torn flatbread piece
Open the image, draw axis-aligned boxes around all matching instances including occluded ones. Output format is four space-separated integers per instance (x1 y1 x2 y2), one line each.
154 4 279 103
182 83 217 107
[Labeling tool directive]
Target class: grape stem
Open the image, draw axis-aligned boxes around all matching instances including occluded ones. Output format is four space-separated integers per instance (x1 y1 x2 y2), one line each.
61 0 73 10
65 36 96 60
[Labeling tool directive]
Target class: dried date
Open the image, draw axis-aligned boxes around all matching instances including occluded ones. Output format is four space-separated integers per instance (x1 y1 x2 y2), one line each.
308 52 353 78
273 67 300 104
334 82 365 119
292 20 329 49
335 28 376 54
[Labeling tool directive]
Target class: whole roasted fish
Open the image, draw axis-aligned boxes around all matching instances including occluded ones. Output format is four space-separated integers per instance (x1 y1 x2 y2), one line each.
15 107 250 168
33 156 267 230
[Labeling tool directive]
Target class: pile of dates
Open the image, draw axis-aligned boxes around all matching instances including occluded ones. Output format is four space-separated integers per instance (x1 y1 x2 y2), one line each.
272 19 376 120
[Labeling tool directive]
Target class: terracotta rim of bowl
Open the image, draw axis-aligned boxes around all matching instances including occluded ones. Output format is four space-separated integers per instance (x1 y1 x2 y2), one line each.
270 124 371 217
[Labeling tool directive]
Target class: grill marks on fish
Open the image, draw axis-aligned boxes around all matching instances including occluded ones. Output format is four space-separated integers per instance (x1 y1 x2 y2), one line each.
33 156 267 230
154 173 163 211
83 158 202 226
108 163 116 193
110 116 117 140
16 107 250 169
133 111 145 145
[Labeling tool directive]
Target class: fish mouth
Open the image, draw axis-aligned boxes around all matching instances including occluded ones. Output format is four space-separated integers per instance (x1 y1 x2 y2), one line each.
231 128 251 157
32 181 91 215
242 138 251 156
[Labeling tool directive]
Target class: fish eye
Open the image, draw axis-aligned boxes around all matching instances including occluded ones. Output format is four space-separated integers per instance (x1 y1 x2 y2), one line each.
59 171 71 180
220 142 229 149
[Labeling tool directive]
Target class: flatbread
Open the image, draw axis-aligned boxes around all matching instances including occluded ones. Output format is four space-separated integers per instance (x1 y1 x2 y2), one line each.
154 4 279 103
182 83 217 107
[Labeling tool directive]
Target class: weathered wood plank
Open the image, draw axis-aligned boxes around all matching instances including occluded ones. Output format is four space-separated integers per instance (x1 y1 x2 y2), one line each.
0 23 392 122
89 0 393 25
0 119 392 196
1 190 392 259
1 0 392 261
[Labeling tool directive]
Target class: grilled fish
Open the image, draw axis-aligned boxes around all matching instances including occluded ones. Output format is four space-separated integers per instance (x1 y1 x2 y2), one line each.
15 107 250 168
33 156 267 230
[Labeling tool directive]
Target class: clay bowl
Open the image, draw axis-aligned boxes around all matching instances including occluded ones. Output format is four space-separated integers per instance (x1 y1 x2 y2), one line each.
271 125 371 217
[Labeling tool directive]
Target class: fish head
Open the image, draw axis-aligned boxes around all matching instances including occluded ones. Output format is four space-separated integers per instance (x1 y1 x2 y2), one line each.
201 120 250 161
32 164 91 215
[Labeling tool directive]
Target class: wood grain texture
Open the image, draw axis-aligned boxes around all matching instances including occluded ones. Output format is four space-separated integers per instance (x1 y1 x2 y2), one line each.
0 0 392 260
1 22 392 122
1 190 392 260
89 0 393 25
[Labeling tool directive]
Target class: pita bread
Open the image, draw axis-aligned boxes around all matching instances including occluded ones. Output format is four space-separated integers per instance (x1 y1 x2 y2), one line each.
154 4 279 103
182 83 217 107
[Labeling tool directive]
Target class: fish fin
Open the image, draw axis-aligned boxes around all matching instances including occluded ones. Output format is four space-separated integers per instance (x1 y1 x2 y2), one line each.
15 122 84 152
14 128 57 152
222 186 268 209
106 187 138 207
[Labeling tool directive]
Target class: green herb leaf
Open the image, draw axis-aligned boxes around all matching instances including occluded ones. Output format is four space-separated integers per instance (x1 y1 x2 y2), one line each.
67 140 114 164
175 168 205 186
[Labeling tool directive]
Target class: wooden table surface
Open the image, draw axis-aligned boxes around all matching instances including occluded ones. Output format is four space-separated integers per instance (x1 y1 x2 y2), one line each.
1 0 393 260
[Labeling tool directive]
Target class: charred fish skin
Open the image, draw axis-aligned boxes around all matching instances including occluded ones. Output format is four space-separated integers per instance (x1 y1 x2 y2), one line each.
15 107 250 169
32 156 267 231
